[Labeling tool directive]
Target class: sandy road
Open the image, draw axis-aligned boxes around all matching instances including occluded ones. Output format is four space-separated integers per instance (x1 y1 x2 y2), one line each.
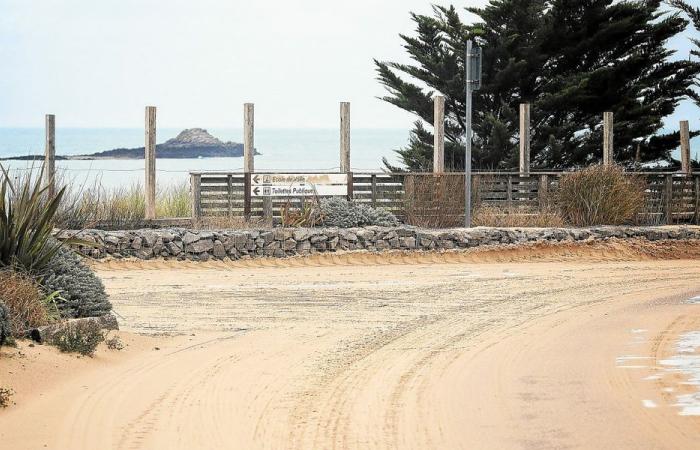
1 240 700 449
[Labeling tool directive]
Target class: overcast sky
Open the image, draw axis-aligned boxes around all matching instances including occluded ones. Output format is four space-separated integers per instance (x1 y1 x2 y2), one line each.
0 0 696 130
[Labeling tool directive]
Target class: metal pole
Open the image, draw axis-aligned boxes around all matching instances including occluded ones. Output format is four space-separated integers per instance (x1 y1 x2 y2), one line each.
464 40 473 228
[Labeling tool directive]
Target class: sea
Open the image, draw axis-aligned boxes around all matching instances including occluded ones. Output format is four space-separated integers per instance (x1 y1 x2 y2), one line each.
0 128 408 188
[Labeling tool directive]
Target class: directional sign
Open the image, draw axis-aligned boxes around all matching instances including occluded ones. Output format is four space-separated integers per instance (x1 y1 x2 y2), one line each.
252 173 348 186
250 173 348 197
251 184 348 197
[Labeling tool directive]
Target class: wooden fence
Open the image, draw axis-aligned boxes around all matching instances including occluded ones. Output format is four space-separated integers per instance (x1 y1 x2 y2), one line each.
190 171 700 226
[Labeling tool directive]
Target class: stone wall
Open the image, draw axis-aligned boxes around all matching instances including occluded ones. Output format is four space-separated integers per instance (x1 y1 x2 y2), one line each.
59 226 700 261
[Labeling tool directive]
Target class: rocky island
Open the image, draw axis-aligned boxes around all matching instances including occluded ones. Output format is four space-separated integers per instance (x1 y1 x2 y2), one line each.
1 128 254 160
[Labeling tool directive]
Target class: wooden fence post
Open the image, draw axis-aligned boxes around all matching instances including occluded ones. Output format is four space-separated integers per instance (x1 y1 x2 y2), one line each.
145 106 157 220
664 174 673 225
680 120 691 175
244 103 255 173
433 96 445 173
340 102 351 173
519 103 530 176
347 171 354 201
506 175 513 208
603 112 613 165
243 172 252 218
190 173 202 221
44 114 56 198
227 174 233 217
539 174 549 210
371 174 378 208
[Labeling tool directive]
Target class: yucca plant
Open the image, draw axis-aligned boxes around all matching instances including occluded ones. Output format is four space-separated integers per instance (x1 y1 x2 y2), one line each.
0 165 70 272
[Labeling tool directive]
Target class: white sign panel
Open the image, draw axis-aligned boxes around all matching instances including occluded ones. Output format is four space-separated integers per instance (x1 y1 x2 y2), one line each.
251 173 348 186
250 173 348 197
251 184 348 197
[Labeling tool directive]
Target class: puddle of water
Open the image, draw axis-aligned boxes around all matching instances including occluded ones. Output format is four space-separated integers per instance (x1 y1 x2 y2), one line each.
687 296 700 305
616 356 652 363
659 331 700 416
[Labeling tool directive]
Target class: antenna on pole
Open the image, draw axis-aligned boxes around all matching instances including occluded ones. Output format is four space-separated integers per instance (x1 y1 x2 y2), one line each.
464 39 482 228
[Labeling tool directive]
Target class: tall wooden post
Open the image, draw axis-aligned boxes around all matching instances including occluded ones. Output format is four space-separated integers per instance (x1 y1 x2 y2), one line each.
340 102 351 173
680 120 691 175
433 96 445 173
190 173 202 221
539 174 549 209
44 114 56 198
603 112 613 165
144 106 157 220
519 103 530 176
244 103 255 173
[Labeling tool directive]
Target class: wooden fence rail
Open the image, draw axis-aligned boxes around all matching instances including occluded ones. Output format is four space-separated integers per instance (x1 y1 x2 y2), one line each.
190 171 700 226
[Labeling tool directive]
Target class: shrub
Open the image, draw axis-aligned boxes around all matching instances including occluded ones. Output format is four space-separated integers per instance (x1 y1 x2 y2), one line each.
105 334 124 351
50 320 104 356
556 165 646 226
0 387 13 408
40 247 111 319
320 198 399 228
0 165 70 272
0 301 10 346
0 271 53 337
281 196 323 227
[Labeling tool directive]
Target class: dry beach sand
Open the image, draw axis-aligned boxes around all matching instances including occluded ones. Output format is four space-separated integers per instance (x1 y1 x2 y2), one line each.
1 239 700 449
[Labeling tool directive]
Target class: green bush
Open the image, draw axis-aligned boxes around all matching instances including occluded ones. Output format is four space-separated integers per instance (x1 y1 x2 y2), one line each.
0 301 10 347
320 198 399 228
50 320 105 357
40 247 111 319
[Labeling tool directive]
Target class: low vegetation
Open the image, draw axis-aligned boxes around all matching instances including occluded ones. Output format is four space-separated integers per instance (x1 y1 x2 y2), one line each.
0 271 55 337
0 387 13 408
40 246 111 319
0 166 68 272
56 180 192 230
556 165 646 227
279 197 399 228
472 205 565 228
0 165 112 361
319 198 399 228
50 320 105 357
105 334 124 351
0 301 11 346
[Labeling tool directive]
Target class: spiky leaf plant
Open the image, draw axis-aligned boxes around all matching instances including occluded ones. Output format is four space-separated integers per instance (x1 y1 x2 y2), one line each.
0 165 69 272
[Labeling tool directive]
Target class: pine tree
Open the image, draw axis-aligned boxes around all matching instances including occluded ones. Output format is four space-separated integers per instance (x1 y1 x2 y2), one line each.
376 0 700 170
670 0 700 107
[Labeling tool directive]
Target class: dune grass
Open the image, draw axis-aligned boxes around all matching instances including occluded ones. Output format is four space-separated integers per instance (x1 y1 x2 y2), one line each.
55 180 192 229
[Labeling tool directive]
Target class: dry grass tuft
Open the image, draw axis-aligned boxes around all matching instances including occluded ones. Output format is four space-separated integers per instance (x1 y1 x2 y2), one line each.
404 174 466 228
194 215 272 230
472 205 565 227
51 177 192 230
556 165 646 226
0 271 53 337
